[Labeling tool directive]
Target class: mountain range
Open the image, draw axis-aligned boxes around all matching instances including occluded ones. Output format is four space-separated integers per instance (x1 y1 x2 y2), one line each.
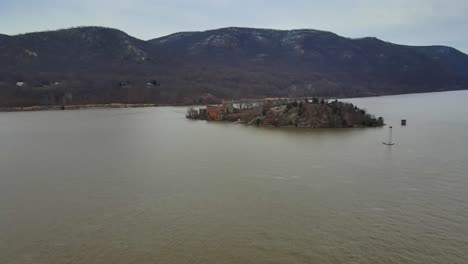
1 26 467 107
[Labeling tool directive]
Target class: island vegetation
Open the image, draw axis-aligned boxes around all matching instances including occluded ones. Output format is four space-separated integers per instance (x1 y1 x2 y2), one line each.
187 98 384 128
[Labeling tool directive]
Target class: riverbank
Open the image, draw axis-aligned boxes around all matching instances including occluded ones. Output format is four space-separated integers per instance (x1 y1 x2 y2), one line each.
0 103 160 112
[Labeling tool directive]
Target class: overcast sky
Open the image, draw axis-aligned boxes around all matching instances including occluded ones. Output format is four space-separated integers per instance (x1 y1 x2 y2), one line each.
1 0 467 53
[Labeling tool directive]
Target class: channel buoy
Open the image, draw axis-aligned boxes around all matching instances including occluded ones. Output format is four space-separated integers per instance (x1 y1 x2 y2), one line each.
383 126 395 145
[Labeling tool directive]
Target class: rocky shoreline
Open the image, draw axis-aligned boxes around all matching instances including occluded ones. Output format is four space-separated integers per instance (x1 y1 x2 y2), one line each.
187 99 384 128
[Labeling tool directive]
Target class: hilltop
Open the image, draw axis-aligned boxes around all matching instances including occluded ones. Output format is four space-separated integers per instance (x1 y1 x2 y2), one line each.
1 26 468 107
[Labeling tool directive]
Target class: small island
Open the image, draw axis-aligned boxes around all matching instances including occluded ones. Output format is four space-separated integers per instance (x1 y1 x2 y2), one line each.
186 98 384 128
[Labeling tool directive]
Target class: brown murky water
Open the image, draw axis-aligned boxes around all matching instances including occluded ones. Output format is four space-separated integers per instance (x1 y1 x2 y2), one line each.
1 91 467 263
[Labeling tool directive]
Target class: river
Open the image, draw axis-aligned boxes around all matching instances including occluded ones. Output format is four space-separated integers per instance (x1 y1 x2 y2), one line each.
1 91 467 263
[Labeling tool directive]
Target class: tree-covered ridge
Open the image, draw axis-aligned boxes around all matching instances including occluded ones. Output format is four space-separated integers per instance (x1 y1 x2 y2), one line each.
0 26 467 107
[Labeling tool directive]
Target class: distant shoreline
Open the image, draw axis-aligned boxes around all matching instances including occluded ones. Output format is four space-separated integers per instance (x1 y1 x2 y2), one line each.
0 103 160 112
1 90 466 113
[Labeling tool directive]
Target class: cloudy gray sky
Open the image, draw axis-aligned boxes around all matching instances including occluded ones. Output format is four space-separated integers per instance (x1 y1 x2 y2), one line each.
1 0 467 53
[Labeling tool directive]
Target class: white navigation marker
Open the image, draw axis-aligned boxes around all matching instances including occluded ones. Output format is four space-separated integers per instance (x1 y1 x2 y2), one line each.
383 125 395 145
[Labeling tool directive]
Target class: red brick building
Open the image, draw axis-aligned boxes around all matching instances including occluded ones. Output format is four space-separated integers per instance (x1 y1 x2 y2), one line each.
206 105 226 120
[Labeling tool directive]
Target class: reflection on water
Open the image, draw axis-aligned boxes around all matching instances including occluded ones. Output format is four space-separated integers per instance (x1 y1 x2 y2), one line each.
1 91 468 264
